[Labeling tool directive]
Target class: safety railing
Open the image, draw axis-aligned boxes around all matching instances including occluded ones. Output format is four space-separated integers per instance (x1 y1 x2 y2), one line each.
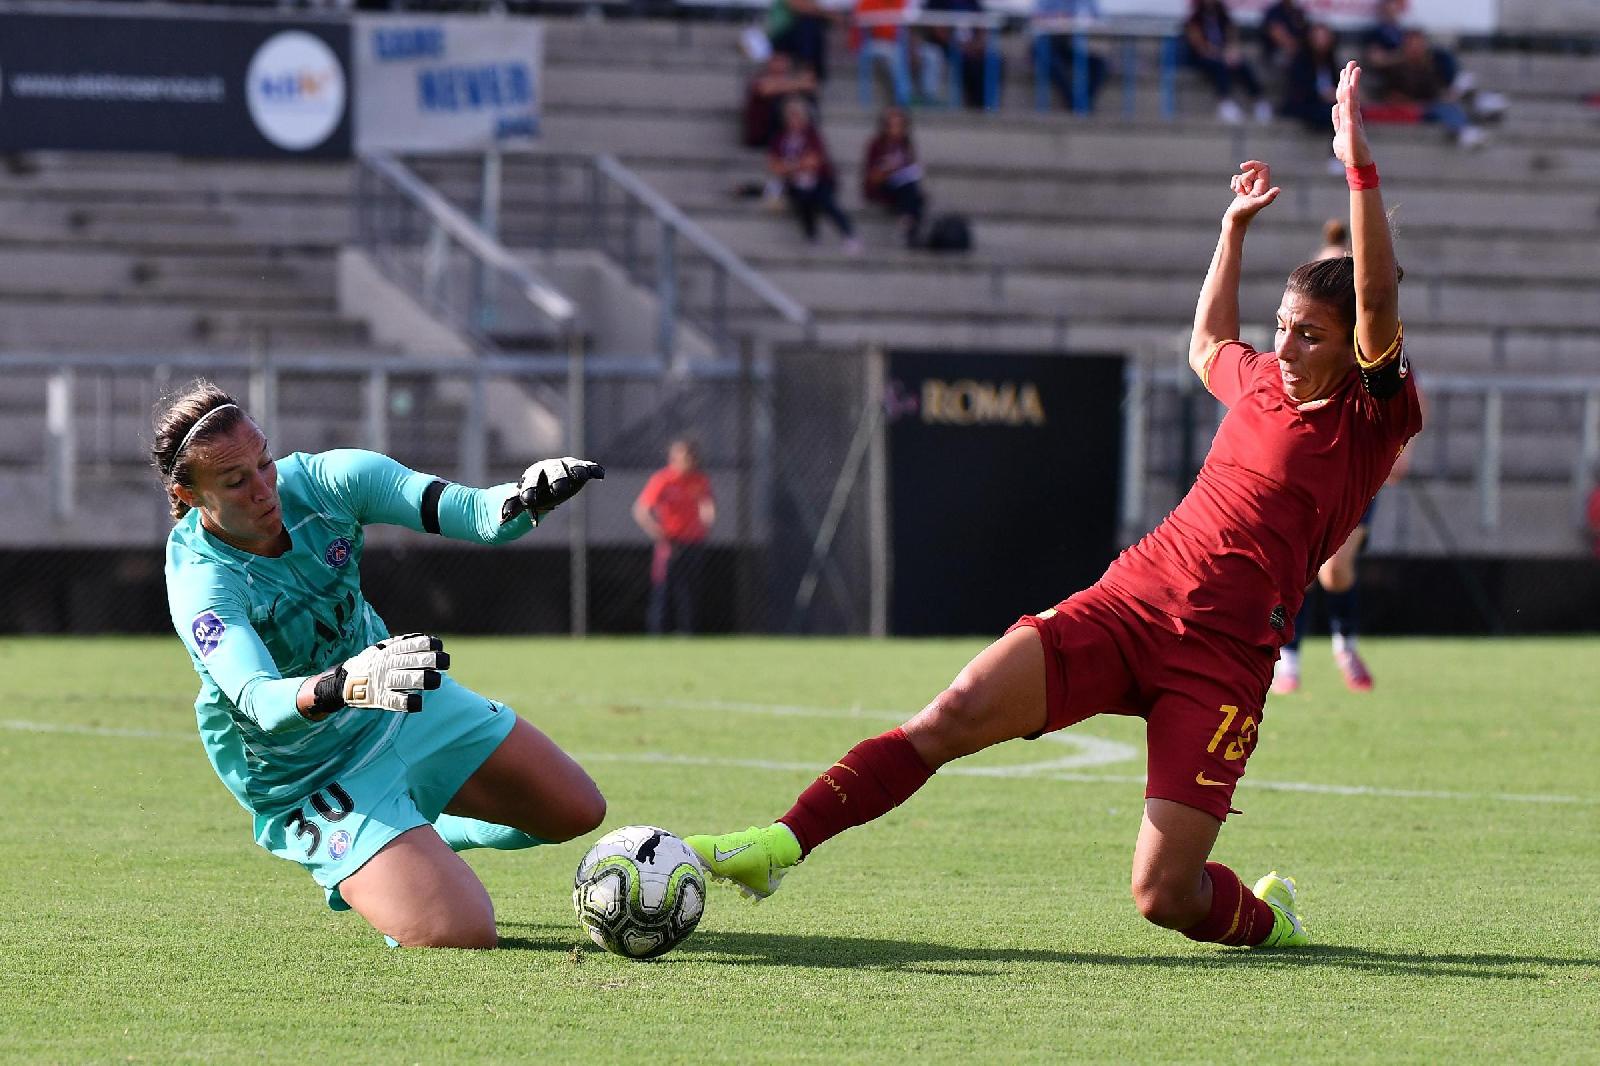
591 153 813 360
424 151 812 366
354 151 578 352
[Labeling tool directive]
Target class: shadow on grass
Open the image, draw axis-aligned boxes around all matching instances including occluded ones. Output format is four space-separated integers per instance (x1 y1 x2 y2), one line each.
497 922 1593 980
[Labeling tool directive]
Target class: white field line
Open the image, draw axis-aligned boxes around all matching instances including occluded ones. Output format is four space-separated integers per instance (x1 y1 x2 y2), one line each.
5 700 1593 807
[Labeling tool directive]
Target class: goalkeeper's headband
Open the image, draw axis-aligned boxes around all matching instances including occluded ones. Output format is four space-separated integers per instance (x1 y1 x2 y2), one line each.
165 403 241 477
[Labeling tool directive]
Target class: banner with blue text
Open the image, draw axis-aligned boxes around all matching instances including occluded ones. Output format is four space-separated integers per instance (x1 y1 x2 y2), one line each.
356 16 542 154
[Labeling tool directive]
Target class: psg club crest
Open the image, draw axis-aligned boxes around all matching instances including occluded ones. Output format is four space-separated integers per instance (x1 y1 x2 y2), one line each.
324 537 352 569
191 611 226 658
327 830 351 861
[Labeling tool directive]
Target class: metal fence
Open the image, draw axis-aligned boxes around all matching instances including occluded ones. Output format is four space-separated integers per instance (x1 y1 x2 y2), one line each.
0 345 885 637
4 349 1597 635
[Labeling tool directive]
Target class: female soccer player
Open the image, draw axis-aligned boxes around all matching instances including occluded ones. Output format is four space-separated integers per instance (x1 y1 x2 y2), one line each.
157 381 606 949
688 62 1421 949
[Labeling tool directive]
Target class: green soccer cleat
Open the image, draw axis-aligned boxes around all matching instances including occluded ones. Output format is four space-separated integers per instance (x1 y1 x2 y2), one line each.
684 824 802 901
1252 870 1311 948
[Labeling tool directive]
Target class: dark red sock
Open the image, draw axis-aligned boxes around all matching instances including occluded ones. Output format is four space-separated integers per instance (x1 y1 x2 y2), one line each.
778 727 934 857
1181 862 1275 946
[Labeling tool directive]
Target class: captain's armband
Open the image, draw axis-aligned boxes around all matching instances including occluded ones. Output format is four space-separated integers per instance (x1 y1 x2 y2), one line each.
1355 324 1406 400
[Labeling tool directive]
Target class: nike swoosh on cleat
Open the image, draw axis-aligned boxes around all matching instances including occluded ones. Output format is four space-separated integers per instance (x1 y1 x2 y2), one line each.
1195 771 1228 787
713 843 753 862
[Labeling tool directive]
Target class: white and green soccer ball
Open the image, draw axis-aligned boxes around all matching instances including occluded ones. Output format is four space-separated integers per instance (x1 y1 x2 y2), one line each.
572 825 706 960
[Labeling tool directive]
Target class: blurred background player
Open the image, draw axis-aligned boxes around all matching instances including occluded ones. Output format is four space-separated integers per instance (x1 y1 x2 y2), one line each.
157 382 606 948
688 63 1420 951
633 438 717 635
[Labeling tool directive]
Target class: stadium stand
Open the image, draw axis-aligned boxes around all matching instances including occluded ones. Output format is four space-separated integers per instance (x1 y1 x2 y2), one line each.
2 7 1598 620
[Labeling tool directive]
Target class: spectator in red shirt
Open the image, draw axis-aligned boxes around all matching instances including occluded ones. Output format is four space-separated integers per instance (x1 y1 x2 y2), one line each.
633 439 717 635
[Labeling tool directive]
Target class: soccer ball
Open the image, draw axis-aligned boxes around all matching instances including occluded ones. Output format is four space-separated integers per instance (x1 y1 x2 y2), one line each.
572 825 706 960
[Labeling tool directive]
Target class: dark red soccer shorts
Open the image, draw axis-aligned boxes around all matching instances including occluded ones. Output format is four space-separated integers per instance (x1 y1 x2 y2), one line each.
1006 581 1275 821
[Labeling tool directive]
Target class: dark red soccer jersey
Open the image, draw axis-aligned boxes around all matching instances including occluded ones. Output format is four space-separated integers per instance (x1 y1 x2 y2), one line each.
1100 334 1422 649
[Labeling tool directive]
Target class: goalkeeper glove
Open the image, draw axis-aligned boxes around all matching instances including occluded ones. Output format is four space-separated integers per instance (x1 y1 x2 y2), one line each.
499 457 605 524
322 633 450 713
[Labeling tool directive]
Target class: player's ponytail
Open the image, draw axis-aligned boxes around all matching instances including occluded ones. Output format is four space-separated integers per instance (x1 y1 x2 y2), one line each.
151 381 247 522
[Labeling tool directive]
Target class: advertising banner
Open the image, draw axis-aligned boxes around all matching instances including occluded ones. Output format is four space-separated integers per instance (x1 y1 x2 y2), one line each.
886 352 1124 637
0 12 351 157
1096 0 1498 34
355 16 542 154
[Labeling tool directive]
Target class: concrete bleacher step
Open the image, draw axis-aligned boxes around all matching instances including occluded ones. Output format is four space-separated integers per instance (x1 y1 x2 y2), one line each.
0 300 371 351
684 210 1600 280
537 104 1600 185
0 248 336 300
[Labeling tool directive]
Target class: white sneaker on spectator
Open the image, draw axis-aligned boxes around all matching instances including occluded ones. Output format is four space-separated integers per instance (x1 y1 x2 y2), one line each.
1253 99 1274 123
1452 70 1479 94
1458 125 1488 149
1472 90 1509 118
1217 99 1245 124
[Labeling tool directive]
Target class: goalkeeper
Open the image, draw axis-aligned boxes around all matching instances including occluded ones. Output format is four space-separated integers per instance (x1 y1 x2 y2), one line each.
157 380 605 949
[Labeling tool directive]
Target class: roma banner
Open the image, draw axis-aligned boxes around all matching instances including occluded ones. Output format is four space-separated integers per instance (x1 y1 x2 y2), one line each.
885 352 1125 637
356 16 542 153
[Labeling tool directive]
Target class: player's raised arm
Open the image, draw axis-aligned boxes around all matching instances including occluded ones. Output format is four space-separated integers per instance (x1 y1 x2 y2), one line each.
1189 160 1280 378
1333 61 1402 366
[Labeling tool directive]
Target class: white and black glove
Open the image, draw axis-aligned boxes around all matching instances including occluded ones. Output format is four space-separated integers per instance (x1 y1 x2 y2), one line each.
499 457 605 524
326 633 449 713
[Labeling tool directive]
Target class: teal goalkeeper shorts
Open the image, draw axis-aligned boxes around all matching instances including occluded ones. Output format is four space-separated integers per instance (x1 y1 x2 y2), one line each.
252 676 517 909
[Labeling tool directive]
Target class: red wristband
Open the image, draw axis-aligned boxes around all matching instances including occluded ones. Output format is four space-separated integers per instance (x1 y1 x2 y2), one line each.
1346 162 1380 190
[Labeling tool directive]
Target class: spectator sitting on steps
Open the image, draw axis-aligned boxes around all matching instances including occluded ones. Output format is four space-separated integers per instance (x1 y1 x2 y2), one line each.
862 107 928 248
770 95 863 254
1181 0 1272 125
1371 29 1488 149
743 53 819 151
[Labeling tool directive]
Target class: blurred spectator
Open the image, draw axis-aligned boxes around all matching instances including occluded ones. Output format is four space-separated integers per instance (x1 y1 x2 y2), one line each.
855 0 913 106
743 53 819 150
1036 0 1110 112
1181 0 1271 124
1315 218 1349 261
925 0 1000 110
633 439 717 636
1279 22 1339 136
768 0 835 83
1370 29 1487 148
862 107 927 246
1363 0 1505 124
770 96 862 253
1259 0 1311 72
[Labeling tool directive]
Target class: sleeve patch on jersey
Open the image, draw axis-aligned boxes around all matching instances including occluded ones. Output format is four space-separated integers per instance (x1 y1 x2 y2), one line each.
191 611 226 658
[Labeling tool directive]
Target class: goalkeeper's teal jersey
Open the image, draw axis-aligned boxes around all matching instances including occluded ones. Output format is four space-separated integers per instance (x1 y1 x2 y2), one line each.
165 449 530 816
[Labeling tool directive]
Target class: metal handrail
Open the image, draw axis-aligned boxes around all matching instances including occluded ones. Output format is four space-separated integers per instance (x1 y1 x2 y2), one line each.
592 154 812 331
357 151 577 332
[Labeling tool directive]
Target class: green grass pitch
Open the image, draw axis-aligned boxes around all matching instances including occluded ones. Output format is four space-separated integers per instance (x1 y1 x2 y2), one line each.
3 635 1597 1063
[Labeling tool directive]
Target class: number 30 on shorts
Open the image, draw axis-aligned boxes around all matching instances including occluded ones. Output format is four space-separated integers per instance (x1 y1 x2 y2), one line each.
1206 705 1257 762
283 782 355 858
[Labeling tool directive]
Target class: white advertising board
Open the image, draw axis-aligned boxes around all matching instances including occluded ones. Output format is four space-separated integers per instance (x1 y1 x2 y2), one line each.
356 16 541 154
